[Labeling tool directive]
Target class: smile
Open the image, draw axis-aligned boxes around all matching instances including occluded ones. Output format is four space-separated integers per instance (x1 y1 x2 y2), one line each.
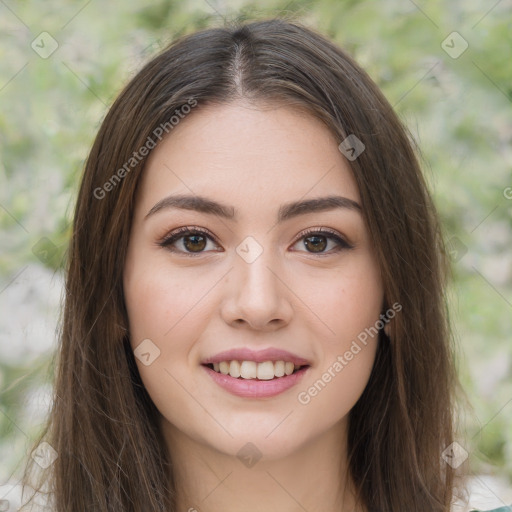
202 361 310 399
206 360 306 380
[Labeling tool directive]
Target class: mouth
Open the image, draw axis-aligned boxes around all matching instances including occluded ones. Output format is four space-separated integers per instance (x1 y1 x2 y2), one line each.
201 348 311 398
203 360 310 380
201 359 311 399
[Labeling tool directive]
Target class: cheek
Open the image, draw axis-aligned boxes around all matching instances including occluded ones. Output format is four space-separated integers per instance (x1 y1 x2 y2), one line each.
293 255 382 413
296 339 378 422
123 256 211 346
123 257 208 423
303 254 383 345
123 249 228 399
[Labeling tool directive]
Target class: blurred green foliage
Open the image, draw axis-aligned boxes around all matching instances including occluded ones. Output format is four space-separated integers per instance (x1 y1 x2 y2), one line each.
1 0 511 489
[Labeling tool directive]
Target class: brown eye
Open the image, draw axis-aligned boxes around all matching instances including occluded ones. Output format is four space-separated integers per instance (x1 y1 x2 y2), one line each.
158 227 220 256
292 228 353 255
303 235 328 253
182 234 207 252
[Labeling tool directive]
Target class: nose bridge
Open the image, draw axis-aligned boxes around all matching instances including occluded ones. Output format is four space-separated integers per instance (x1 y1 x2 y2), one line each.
223 235 292 329
235 235 281 302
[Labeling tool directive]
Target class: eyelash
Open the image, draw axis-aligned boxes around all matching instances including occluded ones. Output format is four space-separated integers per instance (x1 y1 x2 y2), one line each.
157 226 353 257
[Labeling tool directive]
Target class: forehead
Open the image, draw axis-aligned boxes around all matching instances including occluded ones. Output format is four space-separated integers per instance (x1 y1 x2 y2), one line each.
136 101 360 215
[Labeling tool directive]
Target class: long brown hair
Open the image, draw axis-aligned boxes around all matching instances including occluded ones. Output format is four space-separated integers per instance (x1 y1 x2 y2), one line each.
22 17 459 511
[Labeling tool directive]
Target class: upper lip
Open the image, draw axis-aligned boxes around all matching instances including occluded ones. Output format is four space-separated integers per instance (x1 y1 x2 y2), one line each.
202 348 311 366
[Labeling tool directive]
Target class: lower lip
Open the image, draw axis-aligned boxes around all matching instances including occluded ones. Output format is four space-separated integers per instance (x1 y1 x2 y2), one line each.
202 365 310 398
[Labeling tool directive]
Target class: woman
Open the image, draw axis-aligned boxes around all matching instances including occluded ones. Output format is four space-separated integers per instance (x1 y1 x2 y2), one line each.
20 17 509 512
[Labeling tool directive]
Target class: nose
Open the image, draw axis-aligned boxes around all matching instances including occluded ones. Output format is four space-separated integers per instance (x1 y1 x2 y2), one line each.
220 248 293 332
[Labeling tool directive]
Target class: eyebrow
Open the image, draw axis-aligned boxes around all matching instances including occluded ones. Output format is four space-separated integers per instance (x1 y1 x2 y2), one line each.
145 194 362 223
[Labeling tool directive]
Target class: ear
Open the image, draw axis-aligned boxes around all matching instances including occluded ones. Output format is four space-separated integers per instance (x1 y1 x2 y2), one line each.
381 304 391 338
381 303 391 338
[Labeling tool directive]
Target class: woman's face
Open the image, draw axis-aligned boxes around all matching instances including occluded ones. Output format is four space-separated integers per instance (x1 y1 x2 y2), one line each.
123 100 384 460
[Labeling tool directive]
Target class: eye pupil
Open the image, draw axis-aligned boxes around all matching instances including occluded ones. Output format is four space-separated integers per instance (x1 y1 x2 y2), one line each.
162 229 347 256
304 235 327 253
184 234 207 252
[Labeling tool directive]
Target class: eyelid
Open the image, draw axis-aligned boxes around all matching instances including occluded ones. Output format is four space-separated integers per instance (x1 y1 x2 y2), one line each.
157 225 353 255
157 226 222 255
292 226 353 250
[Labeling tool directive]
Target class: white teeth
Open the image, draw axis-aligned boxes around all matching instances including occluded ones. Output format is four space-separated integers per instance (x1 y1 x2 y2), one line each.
240 361 257 379
210 359 305 380
257 361 275 380
229 360 241 378
274 360 285 377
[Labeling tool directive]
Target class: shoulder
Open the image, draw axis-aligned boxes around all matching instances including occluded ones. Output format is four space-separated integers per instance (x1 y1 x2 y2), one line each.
470 507 512 512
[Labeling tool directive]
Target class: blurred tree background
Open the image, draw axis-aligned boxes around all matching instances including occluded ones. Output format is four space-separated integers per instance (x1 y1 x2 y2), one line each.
1 0 511 507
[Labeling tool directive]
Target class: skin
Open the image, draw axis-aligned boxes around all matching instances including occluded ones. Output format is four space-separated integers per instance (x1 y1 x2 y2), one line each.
123 100 384 512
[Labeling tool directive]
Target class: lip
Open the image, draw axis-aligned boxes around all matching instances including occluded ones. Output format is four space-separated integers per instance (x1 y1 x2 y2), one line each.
202 347 311 366
203 364 310 398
